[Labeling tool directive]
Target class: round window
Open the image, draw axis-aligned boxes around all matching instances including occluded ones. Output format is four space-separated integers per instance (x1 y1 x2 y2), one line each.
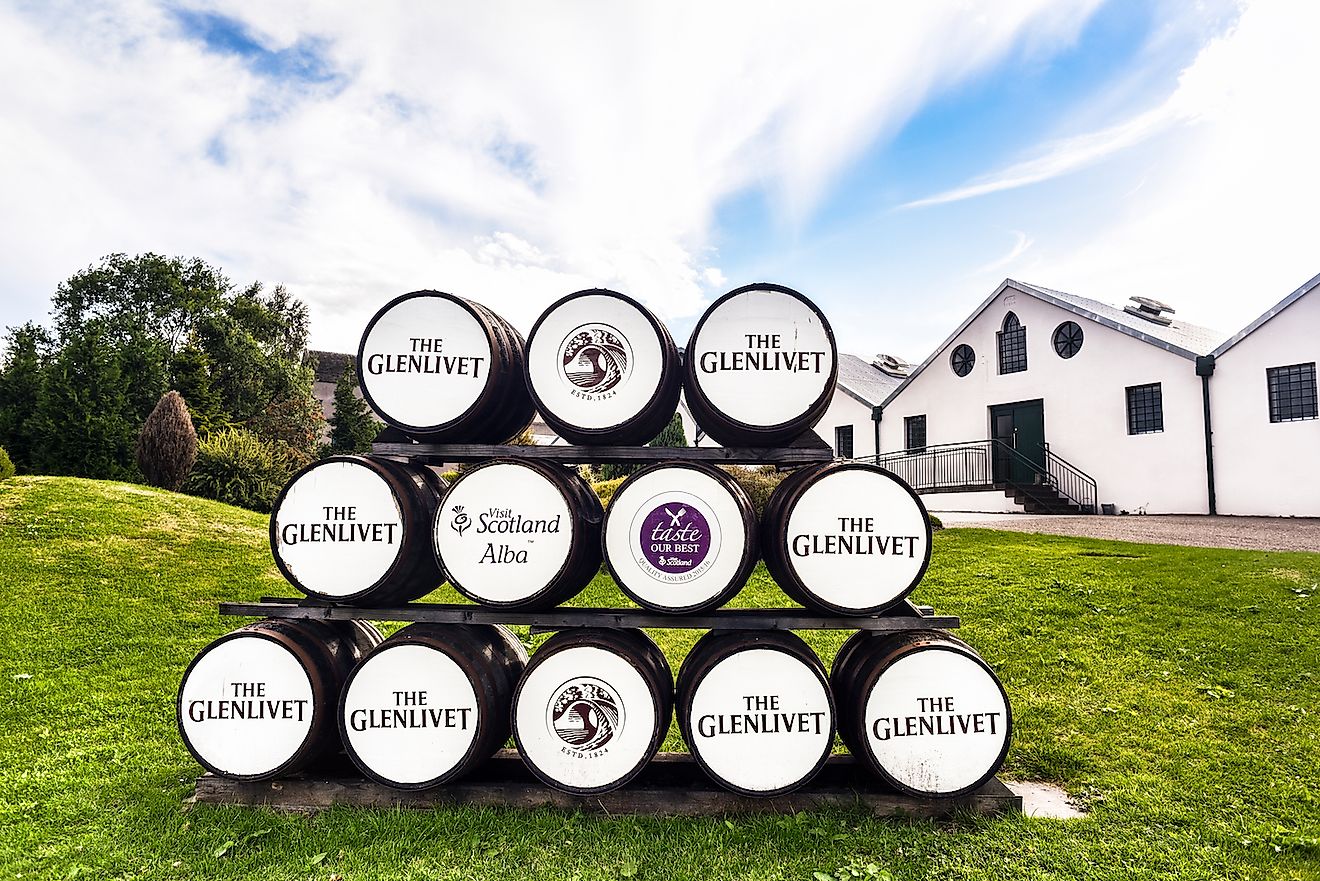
1053 321 1084 359
950 344 975 377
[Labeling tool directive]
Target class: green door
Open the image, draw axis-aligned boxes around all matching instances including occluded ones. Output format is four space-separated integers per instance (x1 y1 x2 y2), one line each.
990 400 1046 485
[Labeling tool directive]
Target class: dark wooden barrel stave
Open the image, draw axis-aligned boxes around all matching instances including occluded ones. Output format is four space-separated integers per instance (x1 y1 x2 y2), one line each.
270 455 447 606
602 461 758 613
830 630 1012 797
357 290 534 443
512 627 672 794
683 283 838 447
338 623 527 789
432 458 603 610
177 618 382 781
762 461 932 615
675 629 835 796
525 289 683 446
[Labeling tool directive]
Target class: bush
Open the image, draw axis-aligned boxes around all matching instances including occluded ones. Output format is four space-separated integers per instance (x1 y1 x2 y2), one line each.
592 478 626 508
185 427 295 512
136 391 198 491
0 446 13 480
928 513 944 530
721 465 788 517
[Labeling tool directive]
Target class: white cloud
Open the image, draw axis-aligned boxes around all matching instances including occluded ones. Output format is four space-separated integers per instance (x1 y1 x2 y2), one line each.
1028 0 1320 334
0 0 1103 350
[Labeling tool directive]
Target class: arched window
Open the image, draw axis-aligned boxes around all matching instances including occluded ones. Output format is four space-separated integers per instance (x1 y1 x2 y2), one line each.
997 312 1027 374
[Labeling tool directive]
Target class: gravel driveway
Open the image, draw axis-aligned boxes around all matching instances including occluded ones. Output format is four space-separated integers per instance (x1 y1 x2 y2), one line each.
933 512 1320 553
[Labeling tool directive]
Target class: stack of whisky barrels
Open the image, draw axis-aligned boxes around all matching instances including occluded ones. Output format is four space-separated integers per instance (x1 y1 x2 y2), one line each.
178 284 1012 801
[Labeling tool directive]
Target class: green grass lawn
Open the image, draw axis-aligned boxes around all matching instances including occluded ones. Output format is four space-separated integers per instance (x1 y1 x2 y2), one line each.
1 475 1317 880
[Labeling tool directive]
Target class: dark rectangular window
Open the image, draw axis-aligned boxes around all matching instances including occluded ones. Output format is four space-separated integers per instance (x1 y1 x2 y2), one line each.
1267 362 1318 422
905 415 927 453
1126 383 1163 435
834 425 854 459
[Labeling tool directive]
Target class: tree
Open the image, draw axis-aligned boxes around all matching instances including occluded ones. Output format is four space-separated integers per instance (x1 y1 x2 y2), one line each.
136 391 198 491
0 323 52 473
327 360 380 454
171 344 226 436
648 412 688 449
37 321 137 480
13 253 319 481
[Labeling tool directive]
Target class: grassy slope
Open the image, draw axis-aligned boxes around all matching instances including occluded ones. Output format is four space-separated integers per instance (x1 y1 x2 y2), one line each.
0 476 1317 881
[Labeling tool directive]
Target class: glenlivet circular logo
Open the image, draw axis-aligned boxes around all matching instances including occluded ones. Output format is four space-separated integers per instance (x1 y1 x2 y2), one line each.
558 324 632 400
547 677 623 754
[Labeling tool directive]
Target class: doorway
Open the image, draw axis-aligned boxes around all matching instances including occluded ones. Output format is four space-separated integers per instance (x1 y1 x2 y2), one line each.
990 400 1046 485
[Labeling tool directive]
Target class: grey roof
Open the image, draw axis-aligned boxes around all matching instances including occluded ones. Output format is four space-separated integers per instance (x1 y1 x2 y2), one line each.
1010 280 1225 358
1211 270 1320 358
883 279 1226 407
836 353 903 407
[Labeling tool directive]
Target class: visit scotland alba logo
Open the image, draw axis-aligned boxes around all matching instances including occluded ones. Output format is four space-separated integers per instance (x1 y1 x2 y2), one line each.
558 324 632 400
449 505 471 536
548 677 623 755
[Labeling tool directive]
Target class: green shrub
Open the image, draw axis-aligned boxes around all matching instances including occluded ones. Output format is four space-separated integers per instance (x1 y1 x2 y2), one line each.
440 470 460 485
721 465 788 517
928 512 944 530
185 427 295 512
592 477 626 508
0 446 13 480
136 391 197 491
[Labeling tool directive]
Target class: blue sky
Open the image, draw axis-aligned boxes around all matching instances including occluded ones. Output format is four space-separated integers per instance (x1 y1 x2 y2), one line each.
1 1 1315 362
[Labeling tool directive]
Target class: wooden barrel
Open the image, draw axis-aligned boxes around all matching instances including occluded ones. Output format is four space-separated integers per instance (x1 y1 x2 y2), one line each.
762 461 932 615
524 289 683 446
831 630 1012 797
512 627 672 794
683 283 838 446
675 630 835 796
177 618 382 781
357 290 534 442
433 459 603 609
270 455 447 606
338 623 527 789
602 461 758 613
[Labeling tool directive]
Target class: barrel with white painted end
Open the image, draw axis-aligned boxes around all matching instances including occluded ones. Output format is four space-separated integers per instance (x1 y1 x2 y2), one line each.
177 618 383 781
338 623 527 789
270 455 446 605
676 630 835 796
831 630 1012 797
433 459 603 610
762 461 932 615
602 461 758 613
357 290 534 442
683 283 838 447
512 628 672 794
525 289 683 446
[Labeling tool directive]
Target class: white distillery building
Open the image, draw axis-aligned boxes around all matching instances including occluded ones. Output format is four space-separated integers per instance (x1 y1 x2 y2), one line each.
1208 273 1320 517
874 279 1225 514
872 275 1320 516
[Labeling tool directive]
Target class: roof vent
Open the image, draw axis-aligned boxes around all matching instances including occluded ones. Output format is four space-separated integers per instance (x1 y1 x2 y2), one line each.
871 353 911 377
1123 296 1176 326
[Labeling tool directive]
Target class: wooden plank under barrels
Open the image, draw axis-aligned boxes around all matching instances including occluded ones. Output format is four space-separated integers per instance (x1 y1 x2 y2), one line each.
217 599 960 631
191 751 1021 817
369 428 835 465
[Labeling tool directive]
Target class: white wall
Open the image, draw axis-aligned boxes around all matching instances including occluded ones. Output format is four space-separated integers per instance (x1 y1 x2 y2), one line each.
920 491 1025 514
1211 290 1320 516
879 287 1211 514
819 389 876 459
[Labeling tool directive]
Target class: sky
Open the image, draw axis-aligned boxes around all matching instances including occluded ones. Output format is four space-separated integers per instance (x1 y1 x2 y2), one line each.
1 0 1317 363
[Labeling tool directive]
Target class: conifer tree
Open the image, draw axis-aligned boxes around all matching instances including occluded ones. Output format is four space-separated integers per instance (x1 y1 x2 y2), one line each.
136 390 198 491
327 361 380 454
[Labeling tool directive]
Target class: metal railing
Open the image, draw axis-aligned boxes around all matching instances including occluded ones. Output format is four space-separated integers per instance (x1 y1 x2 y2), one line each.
870 439 1097 514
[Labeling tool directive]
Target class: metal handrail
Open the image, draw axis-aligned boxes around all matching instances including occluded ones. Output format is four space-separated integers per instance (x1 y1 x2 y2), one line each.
870 438 1097 513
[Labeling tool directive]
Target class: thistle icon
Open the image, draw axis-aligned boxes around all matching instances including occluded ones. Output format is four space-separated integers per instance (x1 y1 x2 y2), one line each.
450 505 471 536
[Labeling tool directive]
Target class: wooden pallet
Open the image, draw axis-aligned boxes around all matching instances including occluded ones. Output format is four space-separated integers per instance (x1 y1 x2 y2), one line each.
219 597 959 632
370 428 835 466
191 751 1020 817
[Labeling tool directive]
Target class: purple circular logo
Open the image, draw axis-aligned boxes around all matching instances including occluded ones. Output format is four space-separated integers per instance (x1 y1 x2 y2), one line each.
638 503 712 574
